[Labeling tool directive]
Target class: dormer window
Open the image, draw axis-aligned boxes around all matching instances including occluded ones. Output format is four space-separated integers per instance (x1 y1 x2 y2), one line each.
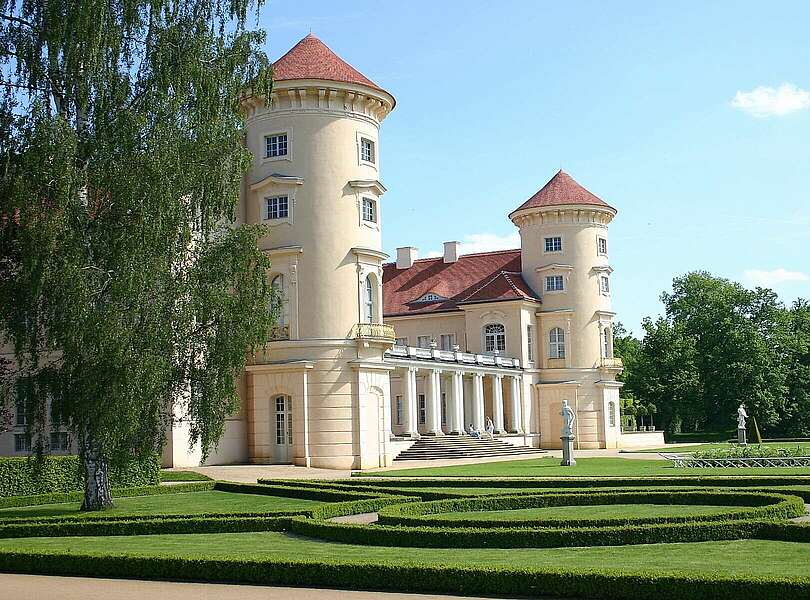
264 133 288 158
544 236 562 253
415 292 446 303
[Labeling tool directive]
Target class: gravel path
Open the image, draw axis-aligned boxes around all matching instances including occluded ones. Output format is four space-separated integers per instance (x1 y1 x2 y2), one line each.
328 512 379 524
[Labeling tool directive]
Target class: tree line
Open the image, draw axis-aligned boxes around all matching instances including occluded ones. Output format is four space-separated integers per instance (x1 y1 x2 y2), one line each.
614 272 810 438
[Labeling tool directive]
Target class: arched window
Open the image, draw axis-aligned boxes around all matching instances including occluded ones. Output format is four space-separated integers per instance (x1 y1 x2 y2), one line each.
608 401 616 427
364 276 375 323
549 327 566 359
484 323 506 353
270 274 285 325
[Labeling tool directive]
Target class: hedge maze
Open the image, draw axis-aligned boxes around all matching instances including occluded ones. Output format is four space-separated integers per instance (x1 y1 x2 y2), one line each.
0 474 808 599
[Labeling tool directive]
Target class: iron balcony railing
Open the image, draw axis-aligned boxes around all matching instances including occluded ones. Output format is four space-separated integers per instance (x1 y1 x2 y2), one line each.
353 322 397 342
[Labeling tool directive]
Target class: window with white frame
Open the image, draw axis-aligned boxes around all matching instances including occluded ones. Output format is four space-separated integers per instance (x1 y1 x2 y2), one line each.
549 327 566 359
600 275 610 295
50 431 69 452
545 275 565 292
483 323 506 353
527 325 534 362
264 195 289 220
395 337 408 347
417 335 432 349
15 396 26 427
439 334 456 351
364 276 375 323
418 394 426 424
544 236 562 253
361 197 377 223
395 395 403 425
598 237 608 256
14 434 31 453
360 137 375 164
264 133 288 158
608 401 616 427
415 292 445 303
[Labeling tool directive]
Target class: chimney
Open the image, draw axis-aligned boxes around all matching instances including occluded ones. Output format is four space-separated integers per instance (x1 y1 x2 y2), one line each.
443 241 460 264
396 246 418 269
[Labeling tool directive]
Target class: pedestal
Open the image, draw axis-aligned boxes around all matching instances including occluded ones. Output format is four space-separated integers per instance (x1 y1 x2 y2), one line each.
560 435 576 467
737 427 747 445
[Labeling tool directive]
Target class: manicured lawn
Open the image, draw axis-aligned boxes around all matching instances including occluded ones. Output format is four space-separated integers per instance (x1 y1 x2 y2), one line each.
159 470 212 482
625 442 810 454
1 533 808 578
423 503 746 521
0 491 322 520
369 456 810 477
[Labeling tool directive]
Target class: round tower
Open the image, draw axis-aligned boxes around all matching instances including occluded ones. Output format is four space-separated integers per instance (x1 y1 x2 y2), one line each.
241 34 397 468
509 171 623 449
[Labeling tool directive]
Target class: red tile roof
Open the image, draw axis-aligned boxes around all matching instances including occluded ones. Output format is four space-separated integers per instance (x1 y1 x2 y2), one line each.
273 34 388 95
510 170 615 216
382 250 539 317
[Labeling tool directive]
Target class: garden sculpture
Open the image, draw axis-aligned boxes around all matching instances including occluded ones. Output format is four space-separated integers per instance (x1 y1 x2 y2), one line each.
560 400 576 466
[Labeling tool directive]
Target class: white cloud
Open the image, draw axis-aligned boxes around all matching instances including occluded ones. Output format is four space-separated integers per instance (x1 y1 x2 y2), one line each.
424 232 521 258
731 83 810 117
743 268 809 287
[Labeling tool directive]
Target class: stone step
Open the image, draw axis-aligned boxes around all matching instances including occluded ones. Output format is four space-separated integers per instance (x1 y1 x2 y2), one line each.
393 435 546 461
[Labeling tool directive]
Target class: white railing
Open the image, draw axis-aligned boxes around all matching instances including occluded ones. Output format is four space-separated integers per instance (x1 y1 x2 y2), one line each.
661 453 810 468
385 346 520 370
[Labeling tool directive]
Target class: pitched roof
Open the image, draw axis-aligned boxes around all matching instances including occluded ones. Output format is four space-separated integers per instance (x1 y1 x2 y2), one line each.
273 34 387 94
510 170 615 216
382 250 540 317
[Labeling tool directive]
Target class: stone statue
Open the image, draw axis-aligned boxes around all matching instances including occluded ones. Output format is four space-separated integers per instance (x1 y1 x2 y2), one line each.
560 399 576 438
737 404 748 430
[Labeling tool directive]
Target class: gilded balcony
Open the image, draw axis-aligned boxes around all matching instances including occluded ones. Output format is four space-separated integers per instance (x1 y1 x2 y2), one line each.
353 322 396 342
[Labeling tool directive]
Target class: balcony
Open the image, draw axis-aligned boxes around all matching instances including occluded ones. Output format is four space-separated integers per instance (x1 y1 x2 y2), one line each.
386 345 521 370
600 357 624 369
353 322 397 342
269 324 290 341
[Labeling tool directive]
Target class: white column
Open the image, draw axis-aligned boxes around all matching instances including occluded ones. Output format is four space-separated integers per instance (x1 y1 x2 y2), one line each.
509 375 523 434
425 368 444 435
403 367 418 437
450 371 464 434
472 373 485 431
492 374 505 434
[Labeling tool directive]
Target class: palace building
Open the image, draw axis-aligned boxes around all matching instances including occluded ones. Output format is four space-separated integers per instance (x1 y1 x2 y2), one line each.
3 34 664 468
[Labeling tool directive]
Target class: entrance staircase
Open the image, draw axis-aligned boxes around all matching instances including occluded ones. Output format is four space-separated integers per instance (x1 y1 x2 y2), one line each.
393 435 546 461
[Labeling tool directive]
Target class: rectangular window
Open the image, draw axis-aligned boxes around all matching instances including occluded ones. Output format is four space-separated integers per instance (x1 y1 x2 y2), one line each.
264 133 288 158
544 236 562 253
50 431 69 452
439 334 456 351
417 335 432 349
14 434 31 453
265 196 289 220
15 397 26 427
362 197 377 223
418 394 426 424
545 275 565 292
395 395 403 426
600 275 611 294
527 325 534 362
360 137 375 164
598 237 608 256
395 337 408 347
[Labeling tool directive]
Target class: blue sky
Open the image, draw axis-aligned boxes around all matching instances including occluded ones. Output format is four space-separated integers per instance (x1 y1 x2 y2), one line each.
258 1 810 333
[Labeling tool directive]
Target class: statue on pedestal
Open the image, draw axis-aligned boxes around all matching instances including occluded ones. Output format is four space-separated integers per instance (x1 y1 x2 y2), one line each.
737 404 748 445
560 399 576 467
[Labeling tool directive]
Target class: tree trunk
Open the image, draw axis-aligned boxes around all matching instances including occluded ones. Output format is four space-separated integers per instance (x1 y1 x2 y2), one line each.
80 436 114 511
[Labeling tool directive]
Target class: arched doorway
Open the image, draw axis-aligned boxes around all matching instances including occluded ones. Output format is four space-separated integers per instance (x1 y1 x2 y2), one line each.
273 395 293 463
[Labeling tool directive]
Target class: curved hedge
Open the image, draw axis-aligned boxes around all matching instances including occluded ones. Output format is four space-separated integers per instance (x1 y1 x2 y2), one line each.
376 490 805 529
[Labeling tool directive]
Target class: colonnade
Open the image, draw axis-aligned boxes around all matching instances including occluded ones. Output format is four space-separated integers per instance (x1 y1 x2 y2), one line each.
396 367 522 437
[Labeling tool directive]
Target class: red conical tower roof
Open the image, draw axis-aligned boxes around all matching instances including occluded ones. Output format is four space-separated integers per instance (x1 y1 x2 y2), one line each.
273 33 387 95
510 170 615 216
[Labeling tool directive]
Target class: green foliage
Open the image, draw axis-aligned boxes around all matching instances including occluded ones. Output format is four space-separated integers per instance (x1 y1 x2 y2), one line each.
159 470 212 482
692 444 809 460
0 482 213 510
0 454 159 497
0 0 275 507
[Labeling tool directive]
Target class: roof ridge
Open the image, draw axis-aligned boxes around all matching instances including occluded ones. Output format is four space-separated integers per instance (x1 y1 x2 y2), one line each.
382 248 520 266
458 270 510 303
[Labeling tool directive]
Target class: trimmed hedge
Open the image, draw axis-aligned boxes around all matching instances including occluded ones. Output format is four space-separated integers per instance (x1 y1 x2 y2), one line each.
0 551 807 600
0 454 160 497
376 490 806 529
257 478 460 501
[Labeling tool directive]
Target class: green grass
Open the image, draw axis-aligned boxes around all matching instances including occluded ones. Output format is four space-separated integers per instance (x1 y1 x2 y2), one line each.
423 503 747 521
1 533 808 578
159 470 212 482
626 442 810 454
0 491 322 520
368 456 810 477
